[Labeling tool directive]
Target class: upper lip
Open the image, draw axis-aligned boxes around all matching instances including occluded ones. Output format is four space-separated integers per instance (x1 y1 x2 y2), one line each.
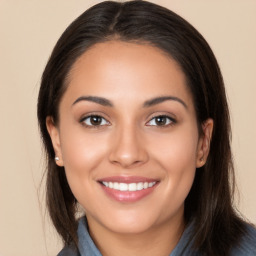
98 176 159 183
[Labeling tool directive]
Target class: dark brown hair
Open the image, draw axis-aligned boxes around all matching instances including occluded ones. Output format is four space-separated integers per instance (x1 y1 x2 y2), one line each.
37 1 246 255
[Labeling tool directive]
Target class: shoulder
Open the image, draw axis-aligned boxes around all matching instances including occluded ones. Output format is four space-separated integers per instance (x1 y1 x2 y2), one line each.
57 246 80 256
231 223 256 255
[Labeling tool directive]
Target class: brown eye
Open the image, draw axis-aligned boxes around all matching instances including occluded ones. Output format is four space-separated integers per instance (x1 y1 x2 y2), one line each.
81 115 109 126
155 116 168 126
147 115 175 127
90 116 102 125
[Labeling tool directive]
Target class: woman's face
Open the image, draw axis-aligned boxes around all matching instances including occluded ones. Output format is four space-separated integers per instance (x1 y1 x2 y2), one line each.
47 41 212 235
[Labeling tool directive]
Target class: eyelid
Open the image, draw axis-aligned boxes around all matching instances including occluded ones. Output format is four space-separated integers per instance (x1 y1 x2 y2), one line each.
146 114 177 127
79 112 111 127
79 111 110 121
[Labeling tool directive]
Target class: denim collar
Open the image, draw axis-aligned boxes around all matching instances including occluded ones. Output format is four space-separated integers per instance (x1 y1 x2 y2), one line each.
77 217 195 256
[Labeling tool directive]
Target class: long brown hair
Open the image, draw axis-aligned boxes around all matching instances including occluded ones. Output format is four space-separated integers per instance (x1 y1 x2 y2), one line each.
37 1 246 255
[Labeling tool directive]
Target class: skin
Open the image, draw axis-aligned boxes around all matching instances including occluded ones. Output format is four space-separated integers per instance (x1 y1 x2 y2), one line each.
47 41 213 256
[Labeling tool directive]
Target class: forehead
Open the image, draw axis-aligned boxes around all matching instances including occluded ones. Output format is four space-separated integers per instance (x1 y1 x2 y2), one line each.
63 40 193 109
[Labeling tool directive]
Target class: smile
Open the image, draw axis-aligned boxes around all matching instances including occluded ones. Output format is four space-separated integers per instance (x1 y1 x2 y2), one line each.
98 176 159 202
101 181 157 192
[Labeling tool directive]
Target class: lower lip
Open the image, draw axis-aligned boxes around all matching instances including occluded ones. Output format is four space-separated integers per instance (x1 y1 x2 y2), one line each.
100 183 158 203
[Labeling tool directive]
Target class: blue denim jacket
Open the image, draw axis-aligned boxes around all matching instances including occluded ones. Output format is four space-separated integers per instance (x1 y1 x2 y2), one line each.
58 217 256 256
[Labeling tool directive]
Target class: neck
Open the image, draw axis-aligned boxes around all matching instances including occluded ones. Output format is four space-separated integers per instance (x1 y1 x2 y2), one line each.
87 214 185 256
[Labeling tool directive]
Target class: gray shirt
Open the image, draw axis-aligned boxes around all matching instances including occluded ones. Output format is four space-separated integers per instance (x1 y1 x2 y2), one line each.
58 217 256 256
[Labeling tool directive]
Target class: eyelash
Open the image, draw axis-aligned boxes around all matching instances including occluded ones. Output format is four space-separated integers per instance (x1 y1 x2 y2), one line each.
80 115 110 128
80 114 176 128
146 115 176 127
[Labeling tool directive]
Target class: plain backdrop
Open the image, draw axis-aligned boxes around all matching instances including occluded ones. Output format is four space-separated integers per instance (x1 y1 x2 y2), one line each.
0 1 255 255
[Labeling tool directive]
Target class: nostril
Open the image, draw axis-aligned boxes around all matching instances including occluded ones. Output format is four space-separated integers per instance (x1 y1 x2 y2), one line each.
109 158 148 169
108 130 149 167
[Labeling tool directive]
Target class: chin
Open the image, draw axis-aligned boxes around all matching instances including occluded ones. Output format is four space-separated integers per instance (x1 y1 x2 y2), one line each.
104 217 156 235
90 207 174 235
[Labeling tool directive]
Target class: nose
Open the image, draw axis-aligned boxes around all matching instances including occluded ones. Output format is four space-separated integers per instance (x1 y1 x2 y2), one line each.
108 124 149 168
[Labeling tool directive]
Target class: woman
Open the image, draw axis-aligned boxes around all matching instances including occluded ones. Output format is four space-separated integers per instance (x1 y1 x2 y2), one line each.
37 1 256 255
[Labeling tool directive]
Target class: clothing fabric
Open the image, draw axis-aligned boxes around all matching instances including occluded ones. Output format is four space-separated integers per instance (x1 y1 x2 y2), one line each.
58 217 256 256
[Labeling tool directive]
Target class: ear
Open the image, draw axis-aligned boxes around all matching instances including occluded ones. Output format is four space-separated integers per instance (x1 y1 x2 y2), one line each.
46 116 64 166
196 118 214 168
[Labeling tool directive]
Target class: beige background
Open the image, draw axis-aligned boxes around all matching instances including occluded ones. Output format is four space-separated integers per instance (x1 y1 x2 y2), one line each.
0 1 255 255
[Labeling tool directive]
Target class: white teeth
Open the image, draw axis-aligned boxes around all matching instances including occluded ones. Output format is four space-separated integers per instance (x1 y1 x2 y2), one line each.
144 182 148 189
149 182 154 188
119 183 128 191
128 183 137 191
101 181 156 191
113 182 119 190
137 182 144 191
102 181 108 187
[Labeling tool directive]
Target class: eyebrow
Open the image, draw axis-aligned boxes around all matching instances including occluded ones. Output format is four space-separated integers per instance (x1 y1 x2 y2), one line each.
72 95 187 109
72 96 113 107
143 96 188 109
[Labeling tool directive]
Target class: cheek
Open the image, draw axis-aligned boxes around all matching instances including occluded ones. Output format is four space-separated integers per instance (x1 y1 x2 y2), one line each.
59 126 109 183
149 127 198 199
59 129 111 211
150 126 198 168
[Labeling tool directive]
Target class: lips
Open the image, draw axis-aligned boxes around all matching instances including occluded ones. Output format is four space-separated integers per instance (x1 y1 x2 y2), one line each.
98 176 159 202
101 181 157 191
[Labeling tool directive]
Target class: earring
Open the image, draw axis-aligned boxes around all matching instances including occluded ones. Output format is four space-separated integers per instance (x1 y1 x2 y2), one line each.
55 156 60 161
